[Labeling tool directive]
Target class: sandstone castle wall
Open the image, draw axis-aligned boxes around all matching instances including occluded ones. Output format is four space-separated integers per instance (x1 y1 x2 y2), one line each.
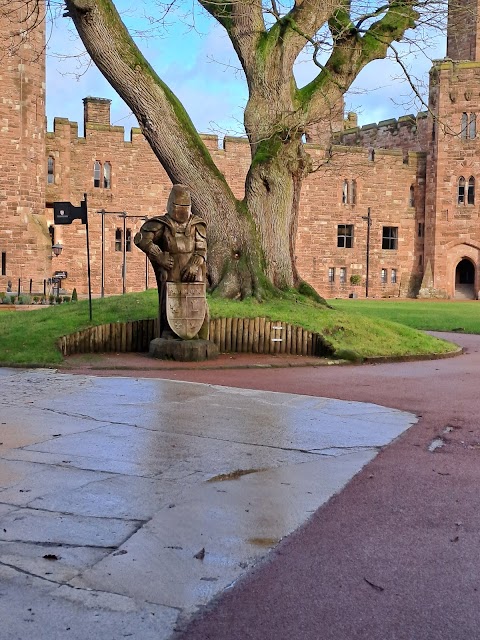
43 98 424 300
3 0 480 302
0 2 51 292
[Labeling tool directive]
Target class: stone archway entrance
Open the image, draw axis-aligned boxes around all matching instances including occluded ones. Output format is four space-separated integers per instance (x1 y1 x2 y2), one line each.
455 259 476 299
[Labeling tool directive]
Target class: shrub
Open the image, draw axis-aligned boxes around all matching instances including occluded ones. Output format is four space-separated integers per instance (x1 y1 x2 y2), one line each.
49 295 55 305
63 296 71 303
19 294 32 305
0 292 5 302
33 296 39 304
350 274 362 286
71 288 78 302
55 296 62 304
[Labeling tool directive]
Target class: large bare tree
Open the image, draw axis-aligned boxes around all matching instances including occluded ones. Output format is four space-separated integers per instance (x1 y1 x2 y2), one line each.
32 0 448 297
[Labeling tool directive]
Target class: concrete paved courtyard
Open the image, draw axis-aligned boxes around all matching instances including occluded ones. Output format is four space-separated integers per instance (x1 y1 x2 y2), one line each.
0 368 416 639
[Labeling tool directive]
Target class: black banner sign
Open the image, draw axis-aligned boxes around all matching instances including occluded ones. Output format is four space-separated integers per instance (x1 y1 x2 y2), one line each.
54 200 87 225
54 271 68 279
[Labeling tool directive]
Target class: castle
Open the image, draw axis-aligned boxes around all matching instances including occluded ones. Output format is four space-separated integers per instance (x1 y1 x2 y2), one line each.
1 1 480 301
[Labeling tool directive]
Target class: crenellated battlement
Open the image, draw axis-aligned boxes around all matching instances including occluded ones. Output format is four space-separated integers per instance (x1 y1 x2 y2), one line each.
335 112 430 154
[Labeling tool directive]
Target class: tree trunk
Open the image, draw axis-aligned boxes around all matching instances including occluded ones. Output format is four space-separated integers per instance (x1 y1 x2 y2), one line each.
245 135 309 289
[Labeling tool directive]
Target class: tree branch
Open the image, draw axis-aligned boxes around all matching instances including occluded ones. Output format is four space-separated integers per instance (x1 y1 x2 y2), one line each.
199 0 266 72
298 1 420 123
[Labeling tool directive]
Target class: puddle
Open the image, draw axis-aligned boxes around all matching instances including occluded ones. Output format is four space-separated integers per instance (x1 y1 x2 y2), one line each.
248 537 280 547
207 468 265 482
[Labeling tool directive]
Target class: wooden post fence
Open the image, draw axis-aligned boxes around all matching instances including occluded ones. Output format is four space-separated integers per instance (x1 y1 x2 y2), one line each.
58 317 334 358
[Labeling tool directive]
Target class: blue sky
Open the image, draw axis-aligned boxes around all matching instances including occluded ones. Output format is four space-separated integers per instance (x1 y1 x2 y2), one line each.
45 1 446 138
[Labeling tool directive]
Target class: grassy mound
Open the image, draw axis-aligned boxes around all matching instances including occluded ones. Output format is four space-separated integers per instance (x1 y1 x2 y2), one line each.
0 290 455 366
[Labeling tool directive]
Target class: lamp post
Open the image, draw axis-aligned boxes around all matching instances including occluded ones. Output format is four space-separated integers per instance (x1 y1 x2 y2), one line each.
51 243 63 297
52 243 63 257
361 208 371 298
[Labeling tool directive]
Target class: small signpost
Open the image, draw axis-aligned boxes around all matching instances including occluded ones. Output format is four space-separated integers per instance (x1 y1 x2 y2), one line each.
53 194 92 321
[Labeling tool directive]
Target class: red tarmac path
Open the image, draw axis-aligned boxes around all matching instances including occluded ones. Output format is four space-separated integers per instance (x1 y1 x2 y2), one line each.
64 332 480 640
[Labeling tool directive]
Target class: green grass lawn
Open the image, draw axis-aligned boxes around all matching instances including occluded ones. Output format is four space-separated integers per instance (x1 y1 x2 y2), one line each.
0 290 458 366
329 298 480 333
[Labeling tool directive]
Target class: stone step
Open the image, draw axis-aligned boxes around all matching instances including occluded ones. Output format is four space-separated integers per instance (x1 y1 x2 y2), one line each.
454 284 476 300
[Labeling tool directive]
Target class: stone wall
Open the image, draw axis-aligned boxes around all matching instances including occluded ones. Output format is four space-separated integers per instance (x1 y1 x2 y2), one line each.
335 113 430 155
43 100 428 301
0 1 51 293
296 147 426 299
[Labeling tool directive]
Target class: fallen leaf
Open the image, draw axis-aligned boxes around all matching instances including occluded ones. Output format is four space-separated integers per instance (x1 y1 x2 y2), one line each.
364 577 384 592
43 554 59 561
194 548 205 560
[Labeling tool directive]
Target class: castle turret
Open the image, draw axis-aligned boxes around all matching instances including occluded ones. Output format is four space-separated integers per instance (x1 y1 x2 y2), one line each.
447 0 480 61
0 0 51 292
421 0 480 298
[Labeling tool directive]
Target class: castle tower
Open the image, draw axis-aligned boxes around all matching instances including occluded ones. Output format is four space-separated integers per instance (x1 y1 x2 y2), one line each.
447 0 480 61
0 0 51 293
421 0 480 298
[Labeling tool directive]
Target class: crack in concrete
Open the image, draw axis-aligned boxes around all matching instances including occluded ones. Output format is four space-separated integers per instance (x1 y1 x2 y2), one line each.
3 401 376 463
0 558 72 585
1 558 184 616
0 541 118 552
27 405 137 428
0 455 153 479
309 445 382 453
143 428 329 456
0 502 146 524
0 539 117 550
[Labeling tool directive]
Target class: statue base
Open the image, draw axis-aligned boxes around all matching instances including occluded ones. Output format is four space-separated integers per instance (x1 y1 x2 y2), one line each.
149 337 219 362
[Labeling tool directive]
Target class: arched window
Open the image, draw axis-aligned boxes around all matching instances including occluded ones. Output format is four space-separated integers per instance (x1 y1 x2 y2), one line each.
93 161 101 188
469 114 477 140
47 156 54 184
468 176 475 205
461 113 468 139
103 162 111 189
409 185 415 207
342 180 348 204
458 176 466 204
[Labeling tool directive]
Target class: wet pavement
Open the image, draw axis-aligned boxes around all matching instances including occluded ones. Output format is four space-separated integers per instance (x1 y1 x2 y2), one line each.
0 367 416 639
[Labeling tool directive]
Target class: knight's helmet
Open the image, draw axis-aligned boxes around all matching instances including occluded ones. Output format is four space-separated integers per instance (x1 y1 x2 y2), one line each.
167 184 191 223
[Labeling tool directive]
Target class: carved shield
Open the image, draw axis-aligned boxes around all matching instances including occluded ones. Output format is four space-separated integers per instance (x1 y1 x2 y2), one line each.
166 282 206 340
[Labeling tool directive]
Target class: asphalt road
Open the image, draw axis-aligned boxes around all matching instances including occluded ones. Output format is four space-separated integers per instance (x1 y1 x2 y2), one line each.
147 332 480 640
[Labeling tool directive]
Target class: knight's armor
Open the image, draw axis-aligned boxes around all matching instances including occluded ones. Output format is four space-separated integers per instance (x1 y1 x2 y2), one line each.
134 184 208 339
134 213 207 283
